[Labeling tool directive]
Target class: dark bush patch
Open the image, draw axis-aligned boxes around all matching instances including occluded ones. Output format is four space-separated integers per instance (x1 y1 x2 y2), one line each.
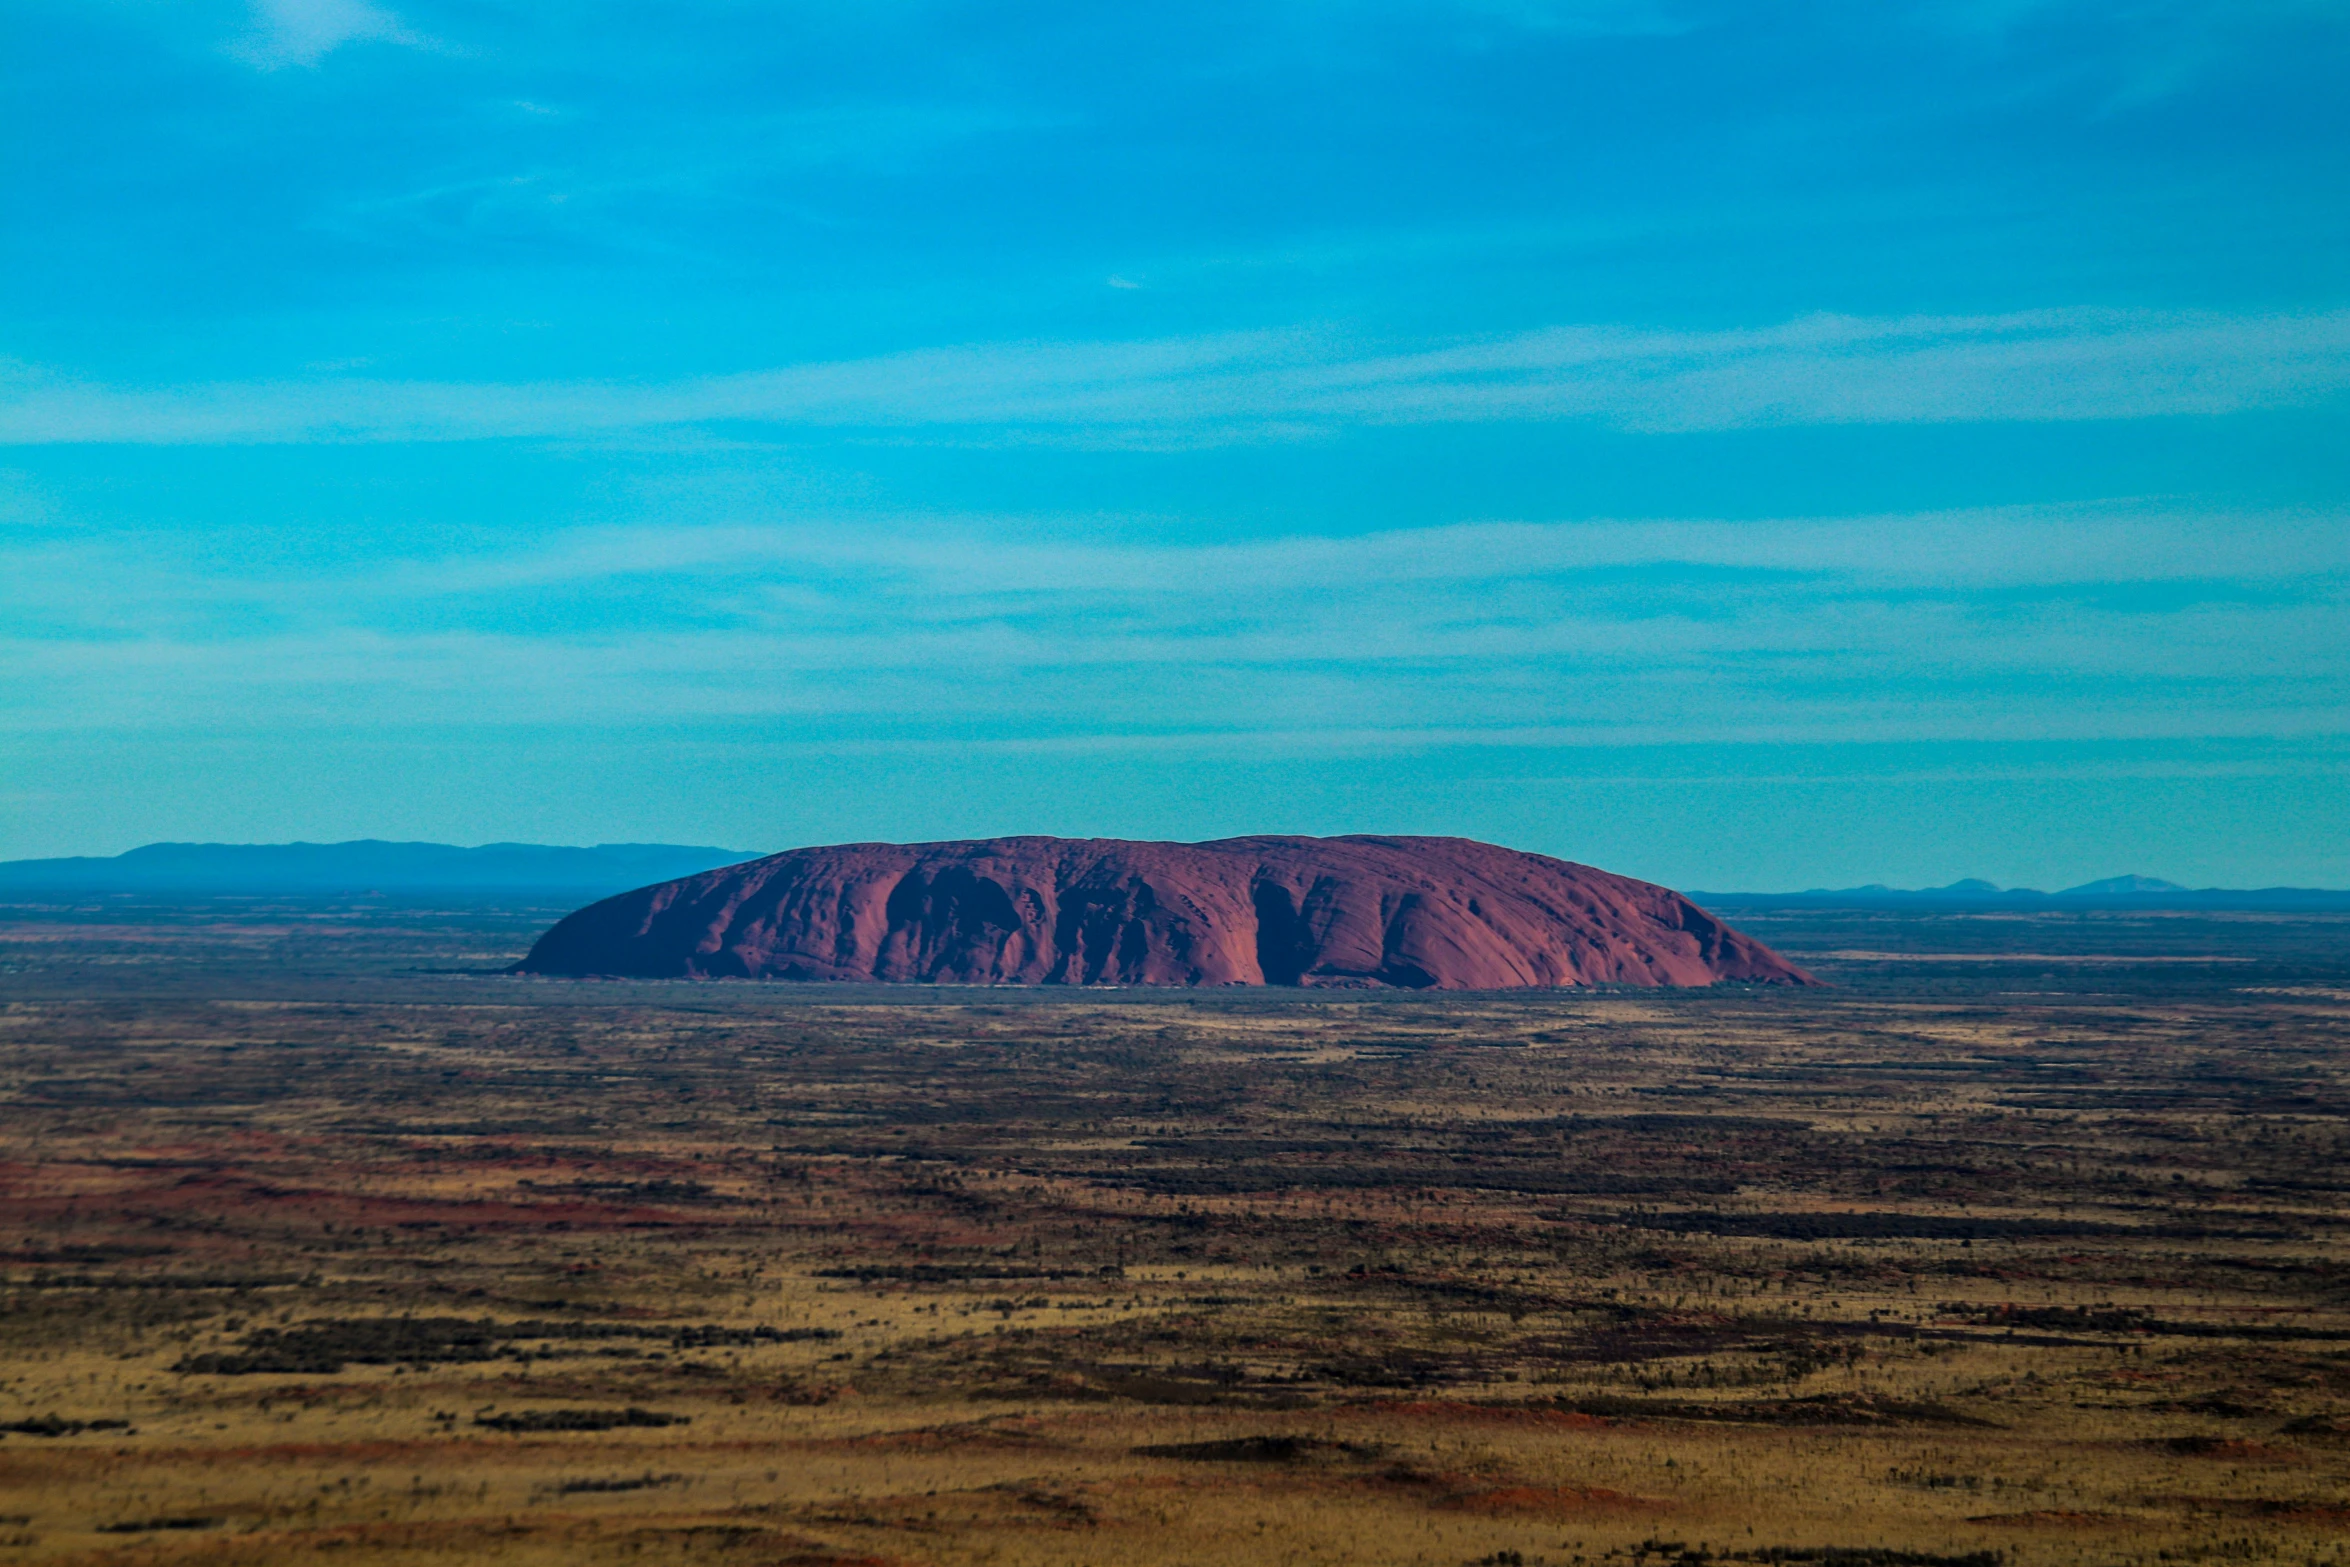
1 1415 131 1437
1134 1435 1381 1463
813 1264 1084 1282
1314 1350 1462 1388
476 1406 687 1433
1106 1165 1739 1197
1621 1211 2284 1243
178 1316 518 1374
669 1325 839 1347
174 1315 829 1374
1951 1304 2350 1342
0 1244 171 1264
553 1472 685 1494
1624 1212 2113 1241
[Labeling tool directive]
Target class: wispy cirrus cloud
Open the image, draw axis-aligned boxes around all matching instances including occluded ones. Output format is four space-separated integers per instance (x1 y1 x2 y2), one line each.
4 308 2344 447
4 502 2342 745
230 0 423 68
410 500 2350 598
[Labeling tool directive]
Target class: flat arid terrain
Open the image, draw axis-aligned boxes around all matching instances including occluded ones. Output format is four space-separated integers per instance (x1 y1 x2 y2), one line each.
3 900 2349 1567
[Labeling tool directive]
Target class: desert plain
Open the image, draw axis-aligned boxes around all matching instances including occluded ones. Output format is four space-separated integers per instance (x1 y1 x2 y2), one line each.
2 898 2348 1567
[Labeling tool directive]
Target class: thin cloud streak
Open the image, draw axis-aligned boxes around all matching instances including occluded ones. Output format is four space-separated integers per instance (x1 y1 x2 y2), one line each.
4 504 2342 744
431 502 2349 596
5 309 2346 446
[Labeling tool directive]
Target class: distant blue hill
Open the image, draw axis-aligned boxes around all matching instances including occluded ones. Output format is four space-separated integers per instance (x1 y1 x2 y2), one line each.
1692 875 2350 911
0 841 764 899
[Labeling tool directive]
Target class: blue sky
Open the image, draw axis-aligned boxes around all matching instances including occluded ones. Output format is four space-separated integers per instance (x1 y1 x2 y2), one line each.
2 0 2345 888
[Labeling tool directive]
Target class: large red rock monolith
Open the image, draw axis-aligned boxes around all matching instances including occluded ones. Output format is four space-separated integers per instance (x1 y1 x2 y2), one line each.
513 835 1813 989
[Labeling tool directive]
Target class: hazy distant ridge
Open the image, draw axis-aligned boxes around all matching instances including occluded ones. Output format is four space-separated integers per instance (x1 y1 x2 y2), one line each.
0 841 763 896
1694 875 2350 910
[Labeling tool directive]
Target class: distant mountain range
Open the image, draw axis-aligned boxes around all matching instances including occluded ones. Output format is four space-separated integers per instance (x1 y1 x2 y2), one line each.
0 841 763 899
1693 875 2350 910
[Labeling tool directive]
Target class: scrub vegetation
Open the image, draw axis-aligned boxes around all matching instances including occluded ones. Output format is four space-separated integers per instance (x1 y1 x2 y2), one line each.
1 903 2347 1566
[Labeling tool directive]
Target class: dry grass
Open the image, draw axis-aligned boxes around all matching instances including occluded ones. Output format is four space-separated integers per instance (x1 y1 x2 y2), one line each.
1 907 2348 1565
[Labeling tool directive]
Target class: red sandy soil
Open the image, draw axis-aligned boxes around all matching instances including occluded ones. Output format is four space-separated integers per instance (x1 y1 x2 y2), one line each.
515 835 1812 990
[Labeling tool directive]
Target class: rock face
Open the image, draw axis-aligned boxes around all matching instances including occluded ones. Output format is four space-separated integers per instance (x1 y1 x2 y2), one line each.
514 835 1814 990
